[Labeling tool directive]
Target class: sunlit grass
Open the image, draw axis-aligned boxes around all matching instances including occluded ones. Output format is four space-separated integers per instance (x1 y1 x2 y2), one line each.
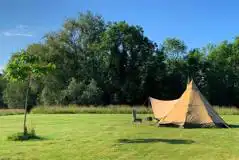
0 114 239 160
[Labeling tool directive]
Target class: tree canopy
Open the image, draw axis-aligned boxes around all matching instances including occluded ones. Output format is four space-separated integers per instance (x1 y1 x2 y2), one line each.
1 11 239 108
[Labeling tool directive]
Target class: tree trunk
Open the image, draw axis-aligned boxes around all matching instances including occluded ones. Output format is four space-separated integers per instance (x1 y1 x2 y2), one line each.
23 76 31 135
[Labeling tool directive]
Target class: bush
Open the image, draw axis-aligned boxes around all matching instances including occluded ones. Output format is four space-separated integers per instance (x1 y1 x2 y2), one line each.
40 86 63 105
62 78 103 105
7 129 42 141
62 78 86 104
80 79 103 105
3 81 36 109
40 75 65 105
3 82 26 108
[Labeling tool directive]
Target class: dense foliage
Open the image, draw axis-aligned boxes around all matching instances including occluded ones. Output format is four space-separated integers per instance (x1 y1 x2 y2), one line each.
1 11 239 108
0 75 6 108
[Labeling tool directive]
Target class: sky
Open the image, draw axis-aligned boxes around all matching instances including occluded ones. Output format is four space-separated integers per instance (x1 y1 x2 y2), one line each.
0 0 239 71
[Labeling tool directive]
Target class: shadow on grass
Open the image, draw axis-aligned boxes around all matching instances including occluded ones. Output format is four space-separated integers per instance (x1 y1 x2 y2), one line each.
7 132 48 141
26 135 48 141
229 124 239 128
118 138 195 144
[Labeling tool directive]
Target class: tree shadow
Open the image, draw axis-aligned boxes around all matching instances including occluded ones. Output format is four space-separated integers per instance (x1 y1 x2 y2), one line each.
229 124 239 128
118 138 195 144
28 135 48 141
7 133 48 142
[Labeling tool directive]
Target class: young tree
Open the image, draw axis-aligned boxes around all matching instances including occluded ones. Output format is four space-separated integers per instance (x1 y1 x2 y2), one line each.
4 51 55 135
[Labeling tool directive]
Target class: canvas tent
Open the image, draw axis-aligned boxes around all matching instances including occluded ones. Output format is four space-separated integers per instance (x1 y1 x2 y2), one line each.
150 80 229 128
149 97 178 119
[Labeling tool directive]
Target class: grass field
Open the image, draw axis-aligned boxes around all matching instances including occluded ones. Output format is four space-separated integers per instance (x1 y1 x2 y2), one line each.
0 114 239 160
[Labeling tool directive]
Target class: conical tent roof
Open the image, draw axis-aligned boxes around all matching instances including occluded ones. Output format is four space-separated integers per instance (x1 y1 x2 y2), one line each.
158 80 229 128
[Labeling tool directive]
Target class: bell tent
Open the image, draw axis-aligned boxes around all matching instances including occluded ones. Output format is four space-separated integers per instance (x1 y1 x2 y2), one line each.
150 80 229 128
149 97 179 120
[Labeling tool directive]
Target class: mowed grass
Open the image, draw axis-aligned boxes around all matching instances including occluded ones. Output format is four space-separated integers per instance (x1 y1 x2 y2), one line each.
0 114 239 160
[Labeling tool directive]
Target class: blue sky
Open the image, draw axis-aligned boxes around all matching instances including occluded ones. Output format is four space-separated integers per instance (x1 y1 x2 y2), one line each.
1 0 239 71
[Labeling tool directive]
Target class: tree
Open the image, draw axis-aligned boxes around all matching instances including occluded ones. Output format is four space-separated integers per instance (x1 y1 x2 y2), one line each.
80 79 103 105
0 74 6 108
206 39 239 106
35 11 106 105
40 75 65 105
2 11 239 107
62 78 103 105
3 81 34 109
98 21 158 104
160 38 188 99
186 49 209 98
4 51 55 135
162 38 187 60
62 78 86 104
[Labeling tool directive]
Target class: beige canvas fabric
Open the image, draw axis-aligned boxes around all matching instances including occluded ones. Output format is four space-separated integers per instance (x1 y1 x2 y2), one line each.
149 97 178 119
154 80 229 128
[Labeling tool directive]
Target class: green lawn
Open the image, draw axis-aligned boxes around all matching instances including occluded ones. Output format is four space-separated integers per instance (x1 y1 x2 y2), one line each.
0 114 239 160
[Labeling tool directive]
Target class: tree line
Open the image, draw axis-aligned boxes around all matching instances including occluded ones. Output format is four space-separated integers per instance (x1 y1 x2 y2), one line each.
0 11 239 109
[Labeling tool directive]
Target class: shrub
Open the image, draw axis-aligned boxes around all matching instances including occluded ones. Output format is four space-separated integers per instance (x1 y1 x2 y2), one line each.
3 81 37 109
62 78 103 105
40 86 63 105
62 78 86 104
80 79 103 105
3 82 26 108
40 75 65 106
